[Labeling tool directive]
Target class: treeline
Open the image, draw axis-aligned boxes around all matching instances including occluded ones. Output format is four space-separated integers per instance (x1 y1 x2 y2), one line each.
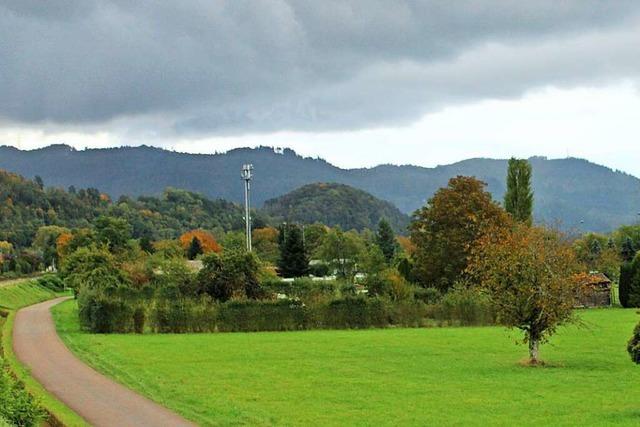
0 169 267 249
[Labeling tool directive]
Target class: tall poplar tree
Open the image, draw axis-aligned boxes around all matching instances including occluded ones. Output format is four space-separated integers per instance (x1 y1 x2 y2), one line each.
504 158 534 224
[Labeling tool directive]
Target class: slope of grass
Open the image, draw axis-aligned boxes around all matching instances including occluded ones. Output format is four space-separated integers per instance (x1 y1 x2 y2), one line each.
0 280 86 427
53 301 640 426
0 280 57 310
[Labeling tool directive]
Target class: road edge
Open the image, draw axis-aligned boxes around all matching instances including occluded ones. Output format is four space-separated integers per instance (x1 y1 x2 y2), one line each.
2 299 88 427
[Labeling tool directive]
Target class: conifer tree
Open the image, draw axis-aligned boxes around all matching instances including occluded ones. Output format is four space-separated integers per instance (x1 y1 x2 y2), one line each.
277 224 309 278
375 218 397 263
187 236 203 260
504 158 534 224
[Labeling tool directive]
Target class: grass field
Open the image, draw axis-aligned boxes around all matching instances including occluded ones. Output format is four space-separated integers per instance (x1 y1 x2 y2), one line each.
53 300 640 426
0 280 57 309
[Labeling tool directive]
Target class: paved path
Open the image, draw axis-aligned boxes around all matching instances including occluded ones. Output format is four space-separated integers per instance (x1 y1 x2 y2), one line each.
12 297 195 427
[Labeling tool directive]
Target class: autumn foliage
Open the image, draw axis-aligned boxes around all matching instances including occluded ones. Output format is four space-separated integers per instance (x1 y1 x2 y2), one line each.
410 176 510 291
467 223 583 364
179 230 222 254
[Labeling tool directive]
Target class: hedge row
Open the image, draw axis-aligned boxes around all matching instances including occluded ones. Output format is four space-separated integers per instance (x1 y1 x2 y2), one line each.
78 291 496 334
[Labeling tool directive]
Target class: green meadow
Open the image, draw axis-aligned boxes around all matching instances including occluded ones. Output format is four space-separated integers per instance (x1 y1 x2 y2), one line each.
53 300 640 426
0 280 57 310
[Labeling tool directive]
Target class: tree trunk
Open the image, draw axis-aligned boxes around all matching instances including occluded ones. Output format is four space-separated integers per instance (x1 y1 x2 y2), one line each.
528 336 540 365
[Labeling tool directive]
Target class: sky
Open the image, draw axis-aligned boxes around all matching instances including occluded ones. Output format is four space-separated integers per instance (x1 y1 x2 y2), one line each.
1 1 640 174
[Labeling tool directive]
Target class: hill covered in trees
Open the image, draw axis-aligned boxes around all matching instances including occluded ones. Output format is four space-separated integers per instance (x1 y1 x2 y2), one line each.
2 144 640 232
0 169 249 247
263 183 409 232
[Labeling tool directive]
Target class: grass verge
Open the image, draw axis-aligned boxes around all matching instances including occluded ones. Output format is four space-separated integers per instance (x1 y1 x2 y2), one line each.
53 300 640 426
0 280 87 427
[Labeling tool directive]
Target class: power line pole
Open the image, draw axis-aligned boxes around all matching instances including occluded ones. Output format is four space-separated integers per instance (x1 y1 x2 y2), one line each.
241 164 253 252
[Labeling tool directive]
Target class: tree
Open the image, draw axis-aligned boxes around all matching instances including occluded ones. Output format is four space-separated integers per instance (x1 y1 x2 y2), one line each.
179 230 221 254
375 218 397 263
619 253 640 308
504 158 534 224
303 223 328 257
468 224 583 364
187 237 203 260
277 224 309 278
621 237 636 262
197 249 261 301
628 322 640 364
94 216 132 252
410 176 510 292
252 227 279 264
318 227 364 280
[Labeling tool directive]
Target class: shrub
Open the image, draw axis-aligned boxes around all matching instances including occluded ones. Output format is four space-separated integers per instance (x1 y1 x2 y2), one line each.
217 300 307 332
197 250 261 302
149 295 217 333
320 296 389 329
261 277 341 302
628 321 640 364
36 274 64 292
308 262 330 277
428 285 495 326
0 364 46 426
414 287 442 304
78 286 140 333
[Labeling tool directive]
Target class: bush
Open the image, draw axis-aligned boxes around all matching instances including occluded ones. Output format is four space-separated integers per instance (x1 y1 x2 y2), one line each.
149 295 217 333
78 287 138 333
628 321 640 364
36 274 64 292
427 285 495 326
308 262 330 277
0 364 46 426
217 300 307 332
319 296 389 329
261 277 341 302
414 287 442 304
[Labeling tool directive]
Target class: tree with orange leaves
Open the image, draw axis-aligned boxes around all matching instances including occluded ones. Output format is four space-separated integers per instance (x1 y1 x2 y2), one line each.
179 230 221 255
410 176 510 291
467 223 584 365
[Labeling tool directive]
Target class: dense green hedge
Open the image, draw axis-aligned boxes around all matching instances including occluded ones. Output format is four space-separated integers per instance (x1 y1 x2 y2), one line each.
78 291 495 334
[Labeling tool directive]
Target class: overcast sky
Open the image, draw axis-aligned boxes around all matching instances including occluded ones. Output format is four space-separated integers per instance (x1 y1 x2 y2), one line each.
1 1 640 174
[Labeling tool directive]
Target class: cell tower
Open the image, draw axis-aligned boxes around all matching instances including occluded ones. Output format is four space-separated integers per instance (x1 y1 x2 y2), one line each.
241 164 254 251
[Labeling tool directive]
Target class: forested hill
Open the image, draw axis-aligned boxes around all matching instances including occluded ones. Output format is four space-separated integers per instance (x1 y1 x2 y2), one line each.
0 168 248 247
263 183 409 232
1 144 640 232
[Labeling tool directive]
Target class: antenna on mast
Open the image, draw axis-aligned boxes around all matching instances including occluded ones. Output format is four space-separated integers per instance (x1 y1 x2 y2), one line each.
241 164 254 252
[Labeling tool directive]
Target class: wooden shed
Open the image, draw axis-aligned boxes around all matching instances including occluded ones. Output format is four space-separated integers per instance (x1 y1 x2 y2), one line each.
578 272 612 307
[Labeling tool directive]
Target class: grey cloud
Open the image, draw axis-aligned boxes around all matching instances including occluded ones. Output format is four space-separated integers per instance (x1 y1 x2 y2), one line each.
1 0 640 135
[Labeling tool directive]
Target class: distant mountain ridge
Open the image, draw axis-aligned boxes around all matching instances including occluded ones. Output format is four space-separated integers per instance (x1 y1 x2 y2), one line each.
1 144 639 232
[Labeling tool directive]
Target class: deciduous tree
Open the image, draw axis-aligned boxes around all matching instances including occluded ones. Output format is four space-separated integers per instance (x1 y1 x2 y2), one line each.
468 224 583 364
410 176 510 291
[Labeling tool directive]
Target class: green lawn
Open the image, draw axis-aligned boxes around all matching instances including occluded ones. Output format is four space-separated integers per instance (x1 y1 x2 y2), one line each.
53 301 640 426
0 280 57 309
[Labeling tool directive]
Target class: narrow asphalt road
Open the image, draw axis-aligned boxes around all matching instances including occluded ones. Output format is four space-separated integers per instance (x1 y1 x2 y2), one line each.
12 297 196 427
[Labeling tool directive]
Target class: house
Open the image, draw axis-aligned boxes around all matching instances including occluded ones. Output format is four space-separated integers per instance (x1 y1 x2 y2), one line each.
578 272 612 307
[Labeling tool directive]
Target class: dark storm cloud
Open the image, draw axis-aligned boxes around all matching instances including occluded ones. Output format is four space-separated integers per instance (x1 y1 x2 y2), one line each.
1 1 640 134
